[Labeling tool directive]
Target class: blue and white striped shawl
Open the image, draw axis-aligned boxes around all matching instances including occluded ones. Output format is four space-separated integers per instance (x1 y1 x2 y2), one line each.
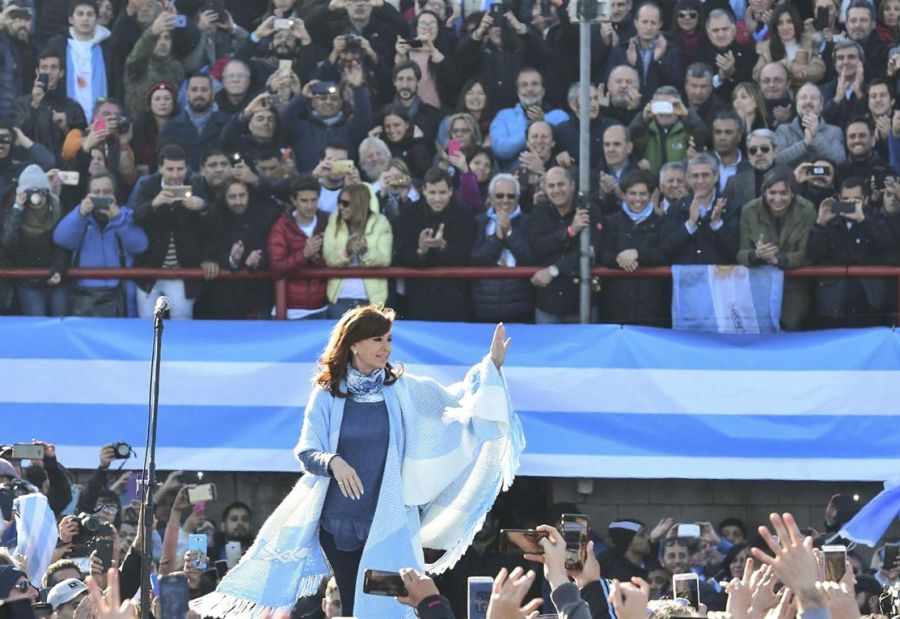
192 355 524 618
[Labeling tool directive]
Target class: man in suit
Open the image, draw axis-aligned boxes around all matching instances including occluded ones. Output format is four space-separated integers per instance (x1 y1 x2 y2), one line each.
723 128 779 213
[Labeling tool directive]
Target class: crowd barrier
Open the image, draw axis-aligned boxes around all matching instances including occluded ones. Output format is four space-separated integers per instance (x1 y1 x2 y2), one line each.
2 265 899 320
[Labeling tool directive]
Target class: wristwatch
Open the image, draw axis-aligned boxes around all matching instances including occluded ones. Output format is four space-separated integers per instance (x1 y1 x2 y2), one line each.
548 265 560 278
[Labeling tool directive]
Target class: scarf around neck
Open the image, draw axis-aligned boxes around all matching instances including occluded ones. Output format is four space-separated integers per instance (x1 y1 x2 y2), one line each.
22 199 60 236
346 364 385 402
621 201 653 224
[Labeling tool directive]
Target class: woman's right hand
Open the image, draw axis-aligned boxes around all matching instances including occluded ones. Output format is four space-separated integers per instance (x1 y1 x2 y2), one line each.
329 456 363 500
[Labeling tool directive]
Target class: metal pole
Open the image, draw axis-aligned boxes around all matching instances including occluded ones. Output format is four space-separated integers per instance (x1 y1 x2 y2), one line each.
578 19 592 323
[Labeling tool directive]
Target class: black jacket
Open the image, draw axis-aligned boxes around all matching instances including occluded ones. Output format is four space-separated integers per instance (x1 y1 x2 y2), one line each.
304 3 410 68
660 191 739 264
807 209 895 320
598 209 670 326
396 199 476 321
158 109 231 170
695 40 757 100
132 173 218 298
606 36 682 106
470 211 536 322
525 198 599 316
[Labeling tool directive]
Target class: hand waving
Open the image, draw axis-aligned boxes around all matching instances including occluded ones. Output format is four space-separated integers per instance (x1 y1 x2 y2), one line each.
490 323 511 369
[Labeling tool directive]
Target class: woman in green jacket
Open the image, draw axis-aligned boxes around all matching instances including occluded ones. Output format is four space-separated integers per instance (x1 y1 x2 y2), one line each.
736 166 816 330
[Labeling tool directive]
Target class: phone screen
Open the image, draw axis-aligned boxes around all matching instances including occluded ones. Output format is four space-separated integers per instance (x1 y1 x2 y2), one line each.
674 574 700 608
188 534 208 570
499 529 548 554
158 574 189 619
560 514 589 571
362 569 408 596
824 546 847 582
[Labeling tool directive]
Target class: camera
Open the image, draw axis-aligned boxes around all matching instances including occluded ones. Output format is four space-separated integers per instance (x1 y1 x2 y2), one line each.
70 512 115 553
0 479 39 520
116 115 131 134
344 33 361 47
112 441 131 459
26 189 49 206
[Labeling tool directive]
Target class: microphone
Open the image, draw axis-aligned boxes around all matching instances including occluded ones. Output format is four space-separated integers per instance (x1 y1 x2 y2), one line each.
153 296 171 317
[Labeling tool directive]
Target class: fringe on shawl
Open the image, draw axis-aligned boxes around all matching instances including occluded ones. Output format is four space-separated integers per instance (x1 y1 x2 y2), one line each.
426 402 526 576
190 574 328 618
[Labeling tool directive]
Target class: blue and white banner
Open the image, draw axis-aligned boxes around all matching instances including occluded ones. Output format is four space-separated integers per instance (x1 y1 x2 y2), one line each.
672 265 784 333
1 317 898 480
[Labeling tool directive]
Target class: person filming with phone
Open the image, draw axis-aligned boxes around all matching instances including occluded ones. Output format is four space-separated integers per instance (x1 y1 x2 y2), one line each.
192 305 523 618
807 176 894 328
52 172 148 316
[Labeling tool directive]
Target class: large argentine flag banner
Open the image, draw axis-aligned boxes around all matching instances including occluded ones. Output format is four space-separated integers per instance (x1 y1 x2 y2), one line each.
1 317 898 481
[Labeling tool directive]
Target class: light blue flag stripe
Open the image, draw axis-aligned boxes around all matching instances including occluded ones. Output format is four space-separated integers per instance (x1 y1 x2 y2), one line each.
1 318 899 480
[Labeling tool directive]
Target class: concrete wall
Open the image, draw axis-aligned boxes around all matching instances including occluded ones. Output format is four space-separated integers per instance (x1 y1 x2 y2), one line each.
82 472 896 555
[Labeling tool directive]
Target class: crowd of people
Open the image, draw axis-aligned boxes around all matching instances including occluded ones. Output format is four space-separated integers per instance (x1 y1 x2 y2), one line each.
0 442 898 618
3 0 900 327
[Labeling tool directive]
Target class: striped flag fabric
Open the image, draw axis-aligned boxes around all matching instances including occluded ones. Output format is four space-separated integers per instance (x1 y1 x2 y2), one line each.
672 265 784 333
13 493 59 583
0 317 897 481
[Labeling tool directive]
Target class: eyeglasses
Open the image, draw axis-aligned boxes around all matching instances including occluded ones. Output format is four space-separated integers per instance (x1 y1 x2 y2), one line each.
14 579 32 593
677 10 698 18
94 502 119 515
748 145 771 155
338 199 352 207
493 193 517 200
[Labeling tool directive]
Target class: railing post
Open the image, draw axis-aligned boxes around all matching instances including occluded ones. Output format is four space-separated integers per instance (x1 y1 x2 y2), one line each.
275 278 287 321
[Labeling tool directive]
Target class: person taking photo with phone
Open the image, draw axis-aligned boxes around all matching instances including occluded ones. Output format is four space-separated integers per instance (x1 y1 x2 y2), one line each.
192 305 523 618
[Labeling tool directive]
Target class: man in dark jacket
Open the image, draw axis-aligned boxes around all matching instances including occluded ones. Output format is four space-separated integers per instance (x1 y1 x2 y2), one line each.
723 128 778 213
132 143 219 319
7 49 87 162
303 0 409 67
470 173 535 323
0 2 35 122
281 63 372 173
696 9 756 101
606 3 682 107
807 176 895 327
396 166 475 321
661 152 737 264
526 165 599 323
390 61 444 160
159 73 231 170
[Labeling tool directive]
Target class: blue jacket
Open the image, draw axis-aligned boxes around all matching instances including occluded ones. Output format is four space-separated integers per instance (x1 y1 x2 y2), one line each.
489 103 568 168
53 205 149 287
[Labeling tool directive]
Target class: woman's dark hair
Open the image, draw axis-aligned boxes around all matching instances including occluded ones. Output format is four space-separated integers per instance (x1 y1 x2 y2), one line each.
314 305 402 397
672 0 702 41
761 165 798 202
768 4 803 61
381 105 412 143
456 78 493 117
722 542 750 579
413 9 442 32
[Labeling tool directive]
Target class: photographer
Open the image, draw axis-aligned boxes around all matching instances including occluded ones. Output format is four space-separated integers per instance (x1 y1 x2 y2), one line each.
52 173 148 317
0 165 68 316
807 177 894 328
303 0 410 69
62 97 138 194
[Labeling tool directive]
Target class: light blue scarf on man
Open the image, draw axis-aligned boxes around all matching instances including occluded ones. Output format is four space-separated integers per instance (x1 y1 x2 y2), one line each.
191 355 525 618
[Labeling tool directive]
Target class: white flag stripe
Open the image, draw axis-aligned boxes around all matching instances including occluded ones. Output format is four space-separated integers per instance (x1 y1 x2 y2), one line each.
1 360 899 415
48 446 897 480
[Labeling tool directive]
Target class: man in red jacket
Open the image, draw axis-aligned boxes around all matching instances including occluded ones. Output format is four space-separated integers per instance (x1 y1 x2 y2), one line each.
266 174 329 319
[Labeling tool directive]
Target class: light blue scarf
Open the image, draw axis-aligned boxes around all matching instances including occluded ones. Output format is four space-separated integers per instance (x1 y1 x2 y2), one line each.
192 355 524 618
621 201 654 224
346 364 385 402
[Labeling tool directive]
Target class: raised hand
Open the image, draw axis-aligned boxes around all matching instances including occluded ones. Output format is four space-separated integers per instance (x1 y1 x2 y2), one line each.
490 322 511 369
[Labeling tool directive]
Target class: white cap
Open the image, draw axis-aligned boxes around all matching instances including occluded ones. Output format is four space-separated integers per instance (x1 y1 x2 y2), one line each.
47 578 87 609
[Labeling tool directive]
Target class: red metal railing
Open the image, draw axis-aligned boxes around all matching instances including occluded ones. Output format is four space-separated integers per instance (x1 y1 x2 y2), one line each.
2 265 899 320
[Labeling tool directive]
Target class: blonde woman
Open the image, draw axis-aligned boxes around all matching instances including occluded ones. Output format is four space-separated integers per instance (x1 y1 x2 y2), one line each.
323 184 393 318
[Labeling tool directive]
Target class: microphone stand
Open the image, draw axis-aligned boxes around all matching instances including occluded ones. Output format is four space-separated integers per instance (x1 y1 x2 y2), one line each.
140 308 165 619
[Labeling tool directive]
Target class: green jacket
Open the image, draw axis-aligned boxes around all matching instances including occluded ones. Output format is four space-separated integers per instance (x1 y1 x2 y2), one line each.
124 28 185 117
634 119 690 177
737 195 816 329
